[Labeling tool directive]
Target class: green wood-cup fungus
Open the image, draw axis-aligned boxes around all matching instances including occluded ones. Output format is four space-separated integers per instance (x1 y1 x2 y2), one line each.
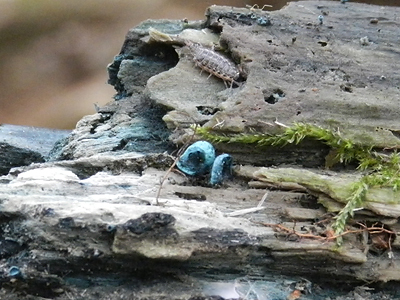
177 141 216 176
176 141 233 186
210 153 233 186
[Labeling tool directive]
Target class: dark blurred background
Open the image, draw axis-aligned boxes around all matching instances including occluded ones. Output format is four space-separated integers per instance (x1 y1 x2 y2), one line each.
0 0 397 129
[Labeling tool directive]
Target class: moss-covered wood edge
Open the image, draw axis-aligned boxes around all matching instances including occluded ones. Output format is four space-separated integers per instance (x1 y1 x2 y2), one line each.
193 123 400 241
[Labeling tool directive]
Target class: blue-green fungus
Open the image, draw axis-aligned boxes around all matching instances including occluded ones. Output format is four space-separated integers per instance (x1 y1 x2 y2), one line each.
106 224 117 233
256 17 271 26
177 141 216 176
210 153 233 186
9 266 22 278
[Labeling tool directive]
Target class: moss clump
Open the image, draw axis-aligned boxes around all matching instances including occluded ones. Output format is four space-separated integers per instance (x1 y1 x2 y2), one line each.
194 122 374 165
194 123 400 240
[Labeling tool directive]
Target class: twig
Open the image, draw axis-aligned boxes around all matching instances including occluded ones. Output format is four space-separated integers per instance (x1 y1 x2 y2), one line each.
155 124 198 205
274 119 289 128
258 222 396 242
225 191 269 217
225 207 267 217
212 118 225 129
257 191 269 207
355 222 395 235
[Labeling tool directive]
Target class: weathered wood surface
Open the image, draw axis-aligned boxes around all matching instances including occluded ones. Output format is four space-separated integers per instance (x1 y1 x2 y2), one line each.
1 1 400 299
141 2 400 161
0 153 399 299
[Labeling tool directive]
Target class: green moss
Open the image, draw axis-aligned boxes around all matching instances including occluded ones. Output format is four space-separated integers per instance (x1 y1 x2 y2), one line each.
194 123 400 242
194 122 373 165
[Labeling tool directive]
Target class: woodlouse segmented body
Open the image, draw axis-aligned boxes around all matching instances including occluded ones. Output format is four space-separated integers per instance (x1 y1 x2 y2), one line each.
185 42 240 85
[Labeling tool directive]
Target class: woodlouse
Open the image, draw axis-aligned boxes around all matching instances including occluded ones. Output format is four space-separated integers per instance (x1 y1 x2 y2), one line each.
185 41 240 87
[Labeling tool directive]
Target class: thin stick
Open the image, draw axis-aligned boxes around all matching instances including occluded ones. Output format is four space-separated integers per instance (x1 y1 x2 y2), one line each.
225 191 269 217
258 222 396 242
155 124 198 205
225 207 267 217
257 191 269 207
274 119 289 128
